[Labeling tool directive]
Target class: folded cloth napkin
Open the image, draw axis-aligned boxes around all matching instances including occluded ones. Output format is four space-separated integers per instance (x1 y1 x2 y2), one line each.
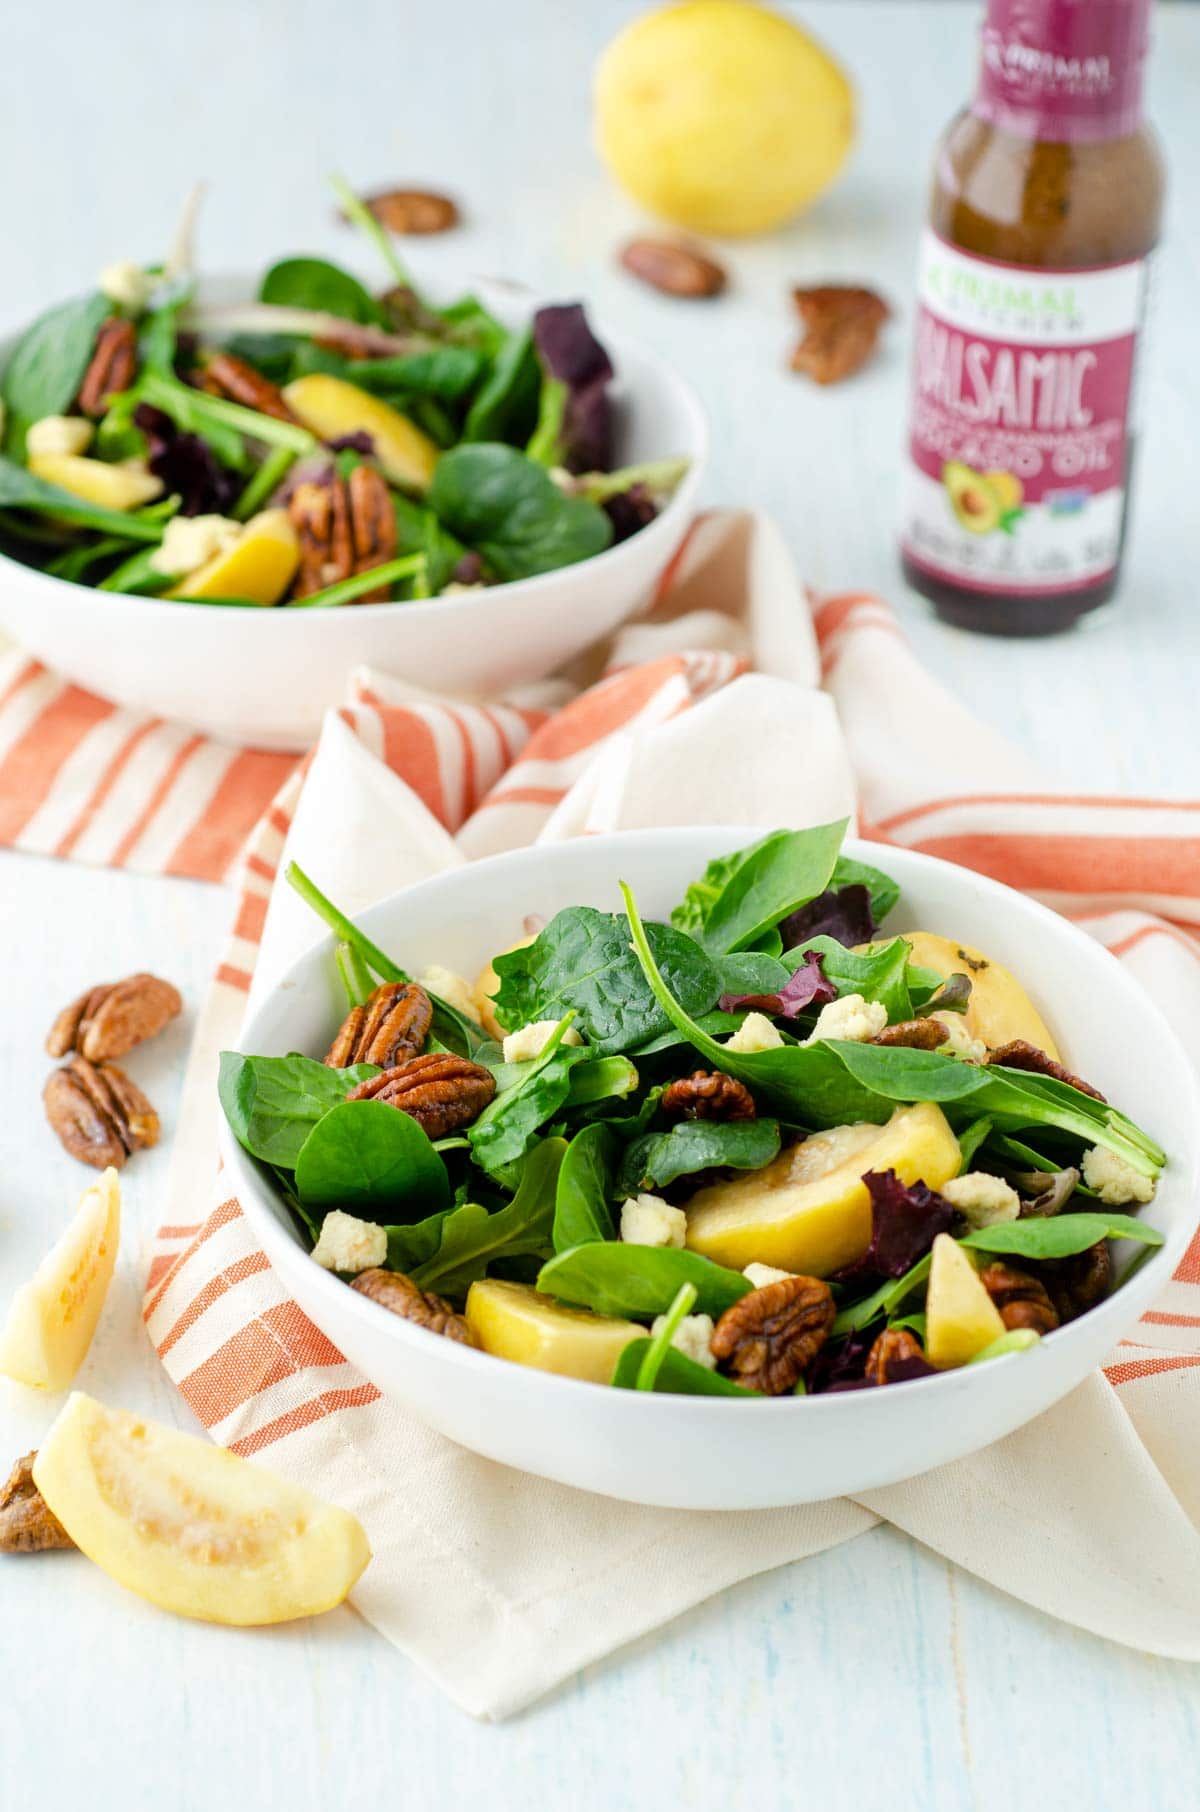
7 512 1200 1717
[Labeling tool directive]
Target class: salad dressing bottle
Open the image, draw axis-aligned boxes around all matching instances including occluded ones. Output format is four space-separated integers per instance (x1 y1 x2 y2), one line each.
899 0 1163 634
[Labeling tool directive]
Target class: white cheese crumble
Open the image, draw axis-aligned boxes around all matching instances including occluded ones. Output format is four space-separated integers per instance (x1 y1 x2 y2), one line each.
650 1311 717 1369
941 1171 1021 1228
311 1210 387 1274
149 513 242 577
419 964 480 1024
806 993 888 1045
938 1013 988 1064
99 259 155 314
1082 1145 1156 1206
501 1018 584 1063
620 1192 687 1250
26 415 93 458
724 1011 784 1054
743 1262 795 1290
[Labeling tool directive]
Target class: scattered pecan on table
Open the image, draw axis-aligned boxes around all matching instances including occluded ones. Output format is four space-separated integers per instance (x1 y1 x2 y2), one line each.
661 1070 757 1122
46 972 181 1064
873 1019 949 1050
1037 1242 1112 1323
790 285 890 385
348 1053 497 1138
289 466 398 601
77 316 138 417
351 1269 477 1343
619 238 727 299
355 188 460 235
865 1326 935 1385
202 352 298 423
325 981 433 1069
0 1453 74 1555
710 1274 836 1395
987 1038 1107 1103
44 1054 159 1170
979 1262 1061 1335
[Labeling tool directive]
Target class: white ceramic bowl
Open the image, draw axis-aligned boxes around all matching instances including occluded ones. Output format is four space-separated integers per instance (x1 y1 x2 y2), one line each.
0 278 706 749
220 829 1200 1509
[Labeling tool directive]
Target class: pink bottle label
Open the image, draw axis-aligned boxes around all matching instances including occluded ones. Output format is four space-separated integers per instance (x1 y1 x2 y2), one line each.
900 233 1149 598
975 0 1151 142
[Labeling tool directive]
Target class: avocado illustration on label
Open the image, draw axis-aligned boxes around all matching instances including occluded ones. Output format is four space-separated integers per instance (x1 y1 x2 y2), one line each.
942 462 1024 536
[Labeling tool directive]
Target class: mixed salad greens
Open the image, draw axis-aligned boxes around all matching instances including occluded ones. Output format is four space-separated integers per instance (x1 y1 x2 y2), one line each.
0 179 687 607
220 822 1166 1398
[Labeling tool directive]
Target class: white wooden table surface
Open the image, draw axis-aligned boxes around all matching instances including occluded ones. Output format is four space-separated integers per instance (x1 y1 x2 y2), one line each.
2 2 1199 1805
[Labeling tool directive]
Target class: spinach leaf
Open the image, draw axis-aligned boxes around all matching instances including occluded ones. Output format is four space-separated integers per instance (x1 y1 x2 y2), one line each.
461 326 541 445
0 455 165 541
468 1022 586 1172
218 1050 379 1169
629 1282 697 1389
349 346 486 402
617 1118 781 1196
563 1055 639 1110
673 823 848 953
437 294 508 358
610 1340 756 1396
554 1123 617 1251
491 905 720 1054
961 1213 1162 1260
1 292 110 427
829 855 901 926
428 444 612 582
392 491 467 594
783 935 915 1022
260 257 387 326
293 1098 450 1221
956 1116 993 1173
538 1241 751 1321
714 951 792 997
409 1137 565 1297
385 1210 451 1274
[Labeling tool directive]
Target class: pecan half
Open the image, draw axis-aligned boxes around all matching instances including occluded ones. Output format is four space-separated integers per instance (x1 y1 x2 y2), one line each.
325 981 432 1068
979 1261 1060 1334
620 239 727 299
873 1019 949 1050
0 1453 74 1554
1038 1241 1111 1323
987 1039 1106 1103
865 1326 935 1385
350 1269 476 1343
710 1275 835 1395
790 286 890 386
77 317 138 417
346 464 397 601
358 188 460 235
203 352 298 423
44 1055 159 1170
661 1070 757 1122
347 1052 496 1138
46 972 181 1063
290 478 354 597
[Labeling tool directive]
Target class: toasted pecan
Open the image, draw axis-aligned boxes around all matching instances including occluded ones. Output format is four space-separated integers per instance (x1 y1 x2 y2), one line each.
204 352 298 423
46 972 181 1063
987 1038 1106 1103
350 1269 476 1342
661 1070 757 1122
979 1261 1060 1335
710 1275 835 1395
44 1055 158 1170
325 981 432 1069
790 286 889 386
620 239 726 299
347 1052 496 1138
77 317 138 417
0 1454 74 1554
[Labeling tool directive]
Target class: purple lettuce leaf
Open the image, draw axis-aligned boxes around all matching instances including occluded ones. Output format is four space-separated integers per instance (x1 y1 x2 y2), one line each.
807 1325 874 1394
719 950 837 1020
134 405 240 518
603 482 658 545
832 1169 956 1285
532 302 614 474
780 883 877 951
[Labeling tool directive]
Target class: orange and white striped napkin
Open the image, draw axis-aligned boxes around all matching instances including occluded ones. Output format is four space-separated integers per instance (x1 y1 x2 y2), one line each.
6 510 1200 1716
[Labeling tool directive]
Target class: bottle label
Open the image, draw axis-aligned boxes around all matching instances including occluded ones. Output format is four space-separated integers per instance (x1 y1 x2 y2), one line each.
975 0 1150 144
900 232 1148 599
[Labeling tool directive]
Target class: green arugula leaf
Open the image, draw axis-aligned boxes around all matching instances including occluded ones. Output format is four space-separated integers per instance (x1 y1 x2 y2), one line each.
218 1051 379 1169
293 1098 450 1221
538 1241 751 1321
409 1137 565 1297
610 1339 757 1396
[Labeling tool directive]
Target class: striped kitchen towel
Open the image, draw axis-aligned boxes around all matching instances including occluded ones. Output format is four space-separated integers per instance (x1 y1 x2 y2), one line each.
5 508 1200 1713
